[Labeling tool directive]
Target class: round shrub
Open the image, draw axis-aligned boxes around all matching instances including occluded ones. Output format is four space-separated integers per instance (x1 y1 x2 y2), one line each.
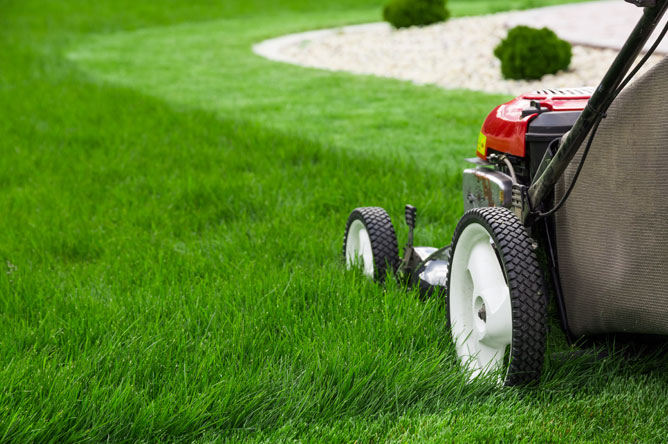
383 0 450 29
494 26 572 80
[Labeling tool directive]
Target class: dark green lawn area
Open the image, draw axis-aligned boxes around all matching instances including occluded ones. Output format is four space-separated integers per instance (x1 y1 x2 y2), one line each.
2 0 668 442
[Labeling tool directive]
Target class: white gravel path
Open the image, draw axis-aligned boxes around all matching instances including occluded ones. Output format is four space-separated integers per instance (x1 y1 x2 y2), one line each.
253 2 665 95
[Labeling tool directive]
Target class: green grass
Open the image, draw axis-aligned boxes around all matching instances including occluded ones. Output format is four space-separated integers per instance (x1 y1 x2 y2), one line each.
2 0 668 442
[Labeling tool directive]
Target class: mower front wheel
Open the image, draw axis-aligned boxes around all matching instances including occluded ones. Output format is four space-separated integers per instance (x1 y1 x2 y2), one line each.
343 207 399 282
447 207 547 385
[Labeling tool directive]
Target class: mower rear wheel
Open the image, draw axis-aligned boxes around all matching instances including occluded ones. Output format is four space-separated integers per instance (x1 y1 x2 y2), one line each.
447 207 547 386
343 207 399 282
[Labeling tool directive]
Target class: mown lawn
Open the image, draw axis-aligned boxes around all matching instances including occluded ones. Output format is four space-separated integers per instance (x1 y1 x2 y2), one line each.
2 0 668 442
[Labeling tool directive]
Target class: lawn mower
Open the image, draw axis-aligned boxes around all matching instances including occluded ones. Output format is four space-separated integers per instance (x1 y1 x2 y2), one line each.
342 0 668 385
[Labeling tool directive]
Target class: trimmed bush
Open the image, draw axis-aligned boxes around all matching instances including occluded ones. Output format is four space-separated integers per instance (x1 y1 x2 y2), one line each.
494 25 572 80
383 0 450 29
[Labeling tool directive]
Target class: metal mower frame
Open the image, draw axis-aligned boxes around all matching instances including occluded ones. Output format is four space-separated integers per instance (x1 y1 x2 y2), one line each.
409 0 668 334
344 0 668 384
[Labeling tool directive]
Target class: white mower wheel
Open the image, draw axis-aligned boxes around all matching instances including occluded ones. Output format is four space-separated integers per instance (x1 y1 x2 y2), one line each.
446 207 547 386
343 207 399 282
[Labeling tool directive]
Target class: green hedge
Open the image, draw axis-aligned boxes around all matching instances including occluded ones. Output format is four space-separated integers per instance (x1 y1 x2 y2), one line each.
494 25 572 80
383 0 450 29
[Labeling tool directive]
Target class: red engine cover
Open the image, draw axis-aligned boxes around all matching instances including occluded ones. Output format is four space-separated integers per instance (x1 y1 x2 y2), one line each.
477 88 592 160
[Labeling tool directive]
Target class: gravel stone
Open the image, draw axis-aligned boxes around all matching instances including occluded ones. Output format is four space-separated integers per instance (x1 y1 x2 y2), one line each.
254 6 664 96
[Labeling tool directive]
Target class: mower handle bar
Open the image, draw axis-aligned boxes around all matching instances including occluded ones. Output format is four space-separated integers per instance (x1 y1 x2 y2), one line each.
525 0 668 222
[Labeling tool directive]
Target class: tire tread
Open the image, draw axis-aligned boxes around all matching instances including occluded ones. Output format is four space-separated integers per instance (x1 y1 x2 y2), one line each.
447 207 547 386
343 207 400 282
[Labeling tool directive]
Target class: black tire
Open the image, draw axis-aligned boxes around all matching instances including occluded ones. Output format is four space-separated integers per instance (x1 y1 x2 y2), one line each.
446 207 547 386
343 207 399 283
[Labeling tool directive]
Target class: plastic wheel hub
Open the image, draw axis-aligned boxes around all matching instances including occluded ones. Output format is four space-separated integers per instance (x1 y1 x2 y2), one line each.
450 223 513 378
345 219 374 277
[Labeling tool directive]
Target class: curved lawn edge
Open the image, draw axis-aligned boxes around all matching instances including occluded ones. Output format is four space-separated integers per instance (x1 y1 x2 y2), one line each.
253 22 389 64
